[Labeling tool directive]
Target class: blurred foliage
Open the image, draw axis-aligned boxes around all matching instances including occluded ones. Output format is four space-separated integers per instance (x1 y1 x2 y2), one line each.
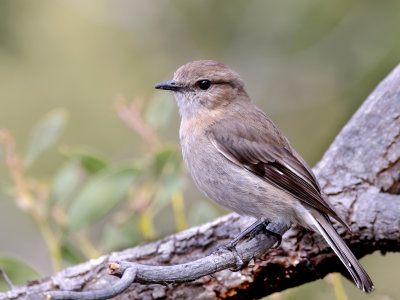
1 0 400 299
0 96 221 289
0 257 39 292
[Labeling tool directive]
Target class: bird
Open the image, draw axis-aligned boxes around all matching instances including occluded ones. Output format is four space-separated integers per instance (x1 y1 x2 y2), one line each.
154 60 374 292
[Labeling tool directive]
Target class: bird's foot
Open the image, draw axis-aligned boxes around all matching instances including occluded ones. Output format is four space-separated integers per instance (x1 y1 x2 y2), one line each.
210 219 282 271
213 243 245 271
236 219 282 248
266 229 282 248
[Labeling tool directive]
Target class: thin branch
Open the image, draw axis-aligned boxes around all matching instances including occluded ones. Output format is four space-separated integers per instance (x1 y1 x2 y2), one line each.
46 267 137 300
0 266 14 290
115 95 160 149
48 223 286 300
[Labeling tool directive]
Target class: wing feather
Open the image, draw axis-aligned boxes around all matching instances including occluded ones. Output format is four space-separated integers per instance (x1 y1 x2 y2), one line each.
208 121 348 228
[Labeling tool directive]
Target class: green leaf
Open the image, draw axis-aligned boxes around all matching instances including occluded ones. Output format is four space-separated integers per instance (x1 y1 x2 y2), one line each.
150 147 184 214
144 92 175 131
153 147 180 177
66 167 139 231
100 217 142 253
152 172 185 215
60 242 86 266
0 256 40 292
61 149 108 174
25 108 68 168
50 161 85 208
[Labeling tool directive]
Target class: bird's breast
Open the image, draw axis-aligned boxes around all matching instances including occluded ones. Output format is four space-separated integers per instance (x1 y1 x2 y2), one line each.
179 121 299 224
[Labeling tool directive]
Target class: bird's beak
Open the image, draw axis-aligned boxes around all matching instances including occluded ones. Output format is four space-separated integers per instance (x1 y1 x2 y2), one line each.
154 80 182 91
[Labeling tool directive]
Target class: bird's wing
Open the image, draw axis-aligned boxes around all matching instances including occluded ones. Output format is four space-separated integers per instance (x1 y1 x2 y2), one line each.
207 120 348 228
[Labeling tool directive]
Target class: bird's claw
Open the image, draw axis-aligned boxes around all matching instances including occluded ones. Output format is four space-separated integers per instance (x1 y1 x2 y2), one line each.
212 243 245 271
267 230 282 248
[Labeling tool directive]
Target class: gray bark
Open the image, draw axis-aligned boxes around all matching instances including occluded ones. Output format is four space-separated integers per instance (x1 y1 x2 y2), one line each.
1 64 400 300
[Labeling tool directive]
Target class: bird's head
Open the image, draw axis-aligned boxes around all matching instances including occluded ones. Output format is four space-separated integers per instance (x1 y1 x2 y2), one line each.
155 60 248 118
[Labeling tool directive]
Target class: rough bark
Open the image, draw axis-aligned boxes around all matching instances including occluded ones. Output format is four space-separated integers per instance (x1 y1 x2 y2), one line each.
1 64 400 300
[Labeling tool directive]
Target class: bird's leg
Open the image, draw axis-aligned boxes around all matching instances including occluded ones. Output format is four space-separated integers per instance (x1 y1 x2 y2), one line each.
212 218 266 271
265 228 282 248
213 218 282 271
225 218 268 250
227 218 282 249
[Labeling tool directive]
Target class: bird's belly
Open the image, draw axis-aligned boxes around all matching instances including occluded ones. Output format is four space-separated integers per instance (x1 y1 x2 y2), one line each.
184 144 300 226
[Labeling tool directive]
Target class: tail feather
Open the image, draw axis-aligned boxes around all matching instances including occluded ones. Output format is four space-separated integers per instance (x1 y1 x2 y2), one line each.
309 212 374 293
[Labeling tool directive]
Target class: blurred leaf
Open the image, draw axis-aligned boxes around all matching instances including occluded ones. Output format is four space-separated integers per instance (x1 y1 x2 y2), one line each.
100 218 142 253
75 232 100 260
327 273 348 300
61 149 108 174
140 211 155 240
0 256 40 292
153 148 173 175
60 242 86 266
50 161 84 208
144 92 175 131
188 200 221 227
66 167 140 231
171 190 187 231
25 108 68 168
152 172 185 215
153 147 180 176
151 147 185 215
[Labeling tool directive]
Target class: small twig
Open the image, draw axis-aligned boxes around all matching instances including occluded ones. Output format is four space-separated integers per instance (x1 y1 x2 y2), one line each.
46 267 137 300
115 95 160 149
0 265 14 290
0 130 62 271
47 223 288 299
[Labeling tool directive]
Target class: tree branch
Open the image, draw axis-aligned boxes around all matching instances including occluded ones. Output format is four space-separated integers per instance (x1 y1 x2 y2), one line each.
1 64 400 300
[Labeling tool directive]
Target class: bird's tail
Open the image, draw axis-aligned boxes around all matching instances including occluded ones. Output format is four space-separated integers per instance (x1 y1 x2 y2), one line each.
309 212 374 293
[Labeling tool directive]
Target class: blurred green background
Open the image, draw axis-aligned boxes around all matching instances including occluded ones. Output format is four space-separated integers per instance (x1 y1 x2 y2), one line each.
0 0 399 299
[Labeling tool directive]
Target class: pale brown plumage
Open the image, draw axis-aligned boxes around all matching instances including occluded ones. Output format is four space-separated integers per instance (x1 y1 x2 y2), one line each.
155 60 374 292
207 116 348 227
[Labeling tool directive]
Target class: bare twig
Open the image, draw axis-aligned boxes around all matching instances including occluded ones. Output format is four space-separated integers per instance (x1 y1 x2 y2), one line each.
47 222 286 299
47 267 137 300
0 130 62 271
115 95 160 149
0 266 14 290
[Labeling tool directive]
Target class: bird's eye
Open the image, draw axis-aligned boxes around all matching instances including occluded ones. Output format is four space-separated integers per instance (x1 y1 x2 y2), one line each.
197 80 211 90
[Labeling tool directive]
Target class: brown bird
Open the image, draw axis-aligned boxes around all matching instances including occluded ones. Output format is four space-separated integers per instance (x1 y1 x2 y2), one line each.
155 60 374 292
